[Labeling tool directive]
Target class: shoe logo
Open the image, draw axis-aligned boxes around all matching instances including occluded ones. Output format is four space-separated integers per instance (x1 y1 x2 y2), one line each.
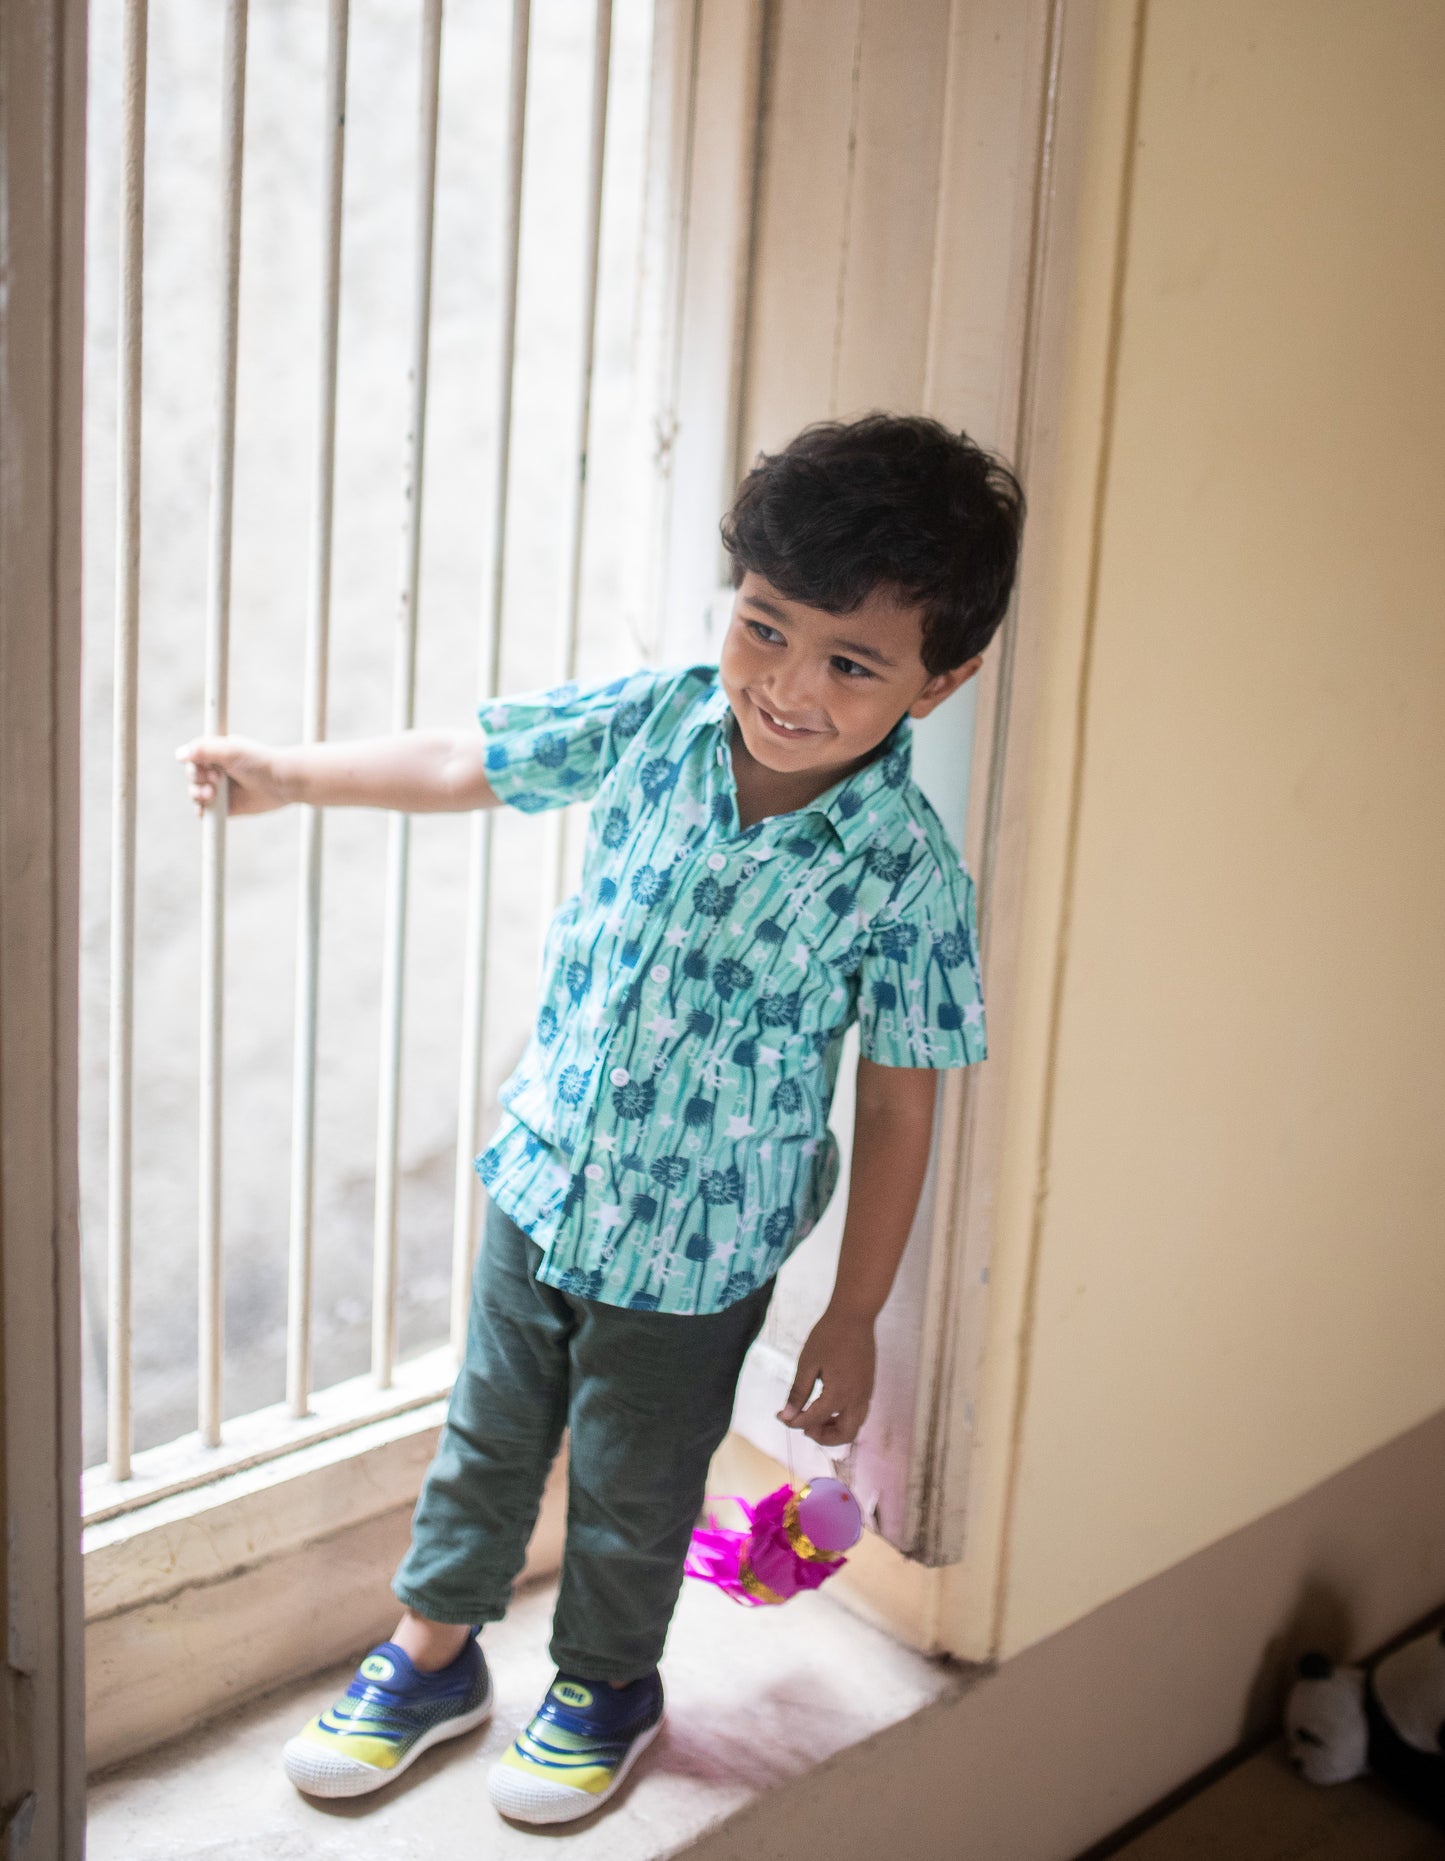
360 1655 395 1682
554 1682 594 1709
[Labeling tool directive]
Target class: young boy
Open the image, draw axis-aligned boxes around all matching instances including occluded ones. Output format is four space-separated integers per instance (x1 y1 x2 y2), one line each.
177 412 1023 1825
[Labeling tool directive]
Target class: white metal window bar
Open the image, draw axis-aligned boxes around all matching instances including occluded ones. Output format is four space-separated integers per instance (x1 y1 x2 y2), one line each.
451 0 533 1366
198 0 248 1452
106 0 149 1485
544 0 613 922
287 0 350 1422
372 0 444 1393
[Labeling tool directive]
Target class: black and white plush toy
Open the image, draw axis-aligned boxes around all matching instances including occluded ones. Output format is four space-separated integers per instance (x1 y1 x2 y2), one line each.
1285 1623 1445 1828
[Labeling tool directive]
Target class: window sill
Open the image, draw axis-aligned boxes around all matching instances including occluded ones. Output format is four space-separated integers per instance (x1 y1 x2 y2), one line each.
87 1557 967 1858
83 1390 568 1773
84 1384 945 1773
83 1348 457 1527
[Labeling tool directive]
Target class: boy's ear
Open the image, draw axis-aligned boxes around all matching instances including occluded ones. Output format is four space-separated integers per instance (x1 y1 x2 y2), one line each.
910 656 982 718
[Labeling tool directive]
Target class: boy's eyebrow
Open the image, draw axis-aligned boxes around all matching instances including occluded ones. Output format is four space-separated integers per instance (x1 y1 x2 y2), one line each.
742 592 900 669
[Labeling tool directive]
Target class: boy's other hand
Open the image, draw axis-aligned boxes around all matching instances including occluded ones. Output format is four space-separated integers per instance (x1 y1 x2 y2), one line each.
778 1307 876 1447
175 734 289 818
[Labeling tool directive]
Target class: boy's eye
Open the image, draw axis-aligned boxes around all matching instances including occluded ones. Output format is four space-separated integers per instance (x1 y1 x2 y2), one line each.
745 620 873 680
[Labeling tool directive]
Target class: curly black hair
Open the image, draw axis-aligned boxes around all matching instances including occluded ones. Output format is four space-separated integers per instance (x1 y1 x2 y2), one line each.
720 413 1025 676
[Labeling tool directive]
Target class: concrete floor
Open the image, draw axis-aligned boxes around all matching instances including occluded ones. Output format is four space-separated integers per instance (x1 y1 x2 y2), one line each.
86 1574 962 1860
1109 1744 1445 1861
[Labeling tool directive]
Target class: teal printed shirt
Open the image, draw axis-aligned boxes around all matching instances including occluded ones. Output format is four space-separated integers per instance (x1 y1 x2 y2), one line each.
474 663 986 1314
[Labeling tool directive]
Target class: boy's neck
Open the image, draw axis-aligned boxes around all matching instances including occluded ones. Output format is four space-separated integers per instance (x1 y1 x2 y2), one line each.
727 715 889 830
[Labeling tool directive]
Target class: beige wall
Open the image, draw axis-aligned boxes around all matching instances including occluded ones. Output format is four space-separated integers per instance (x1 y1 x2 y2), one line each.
957 0 1445 1659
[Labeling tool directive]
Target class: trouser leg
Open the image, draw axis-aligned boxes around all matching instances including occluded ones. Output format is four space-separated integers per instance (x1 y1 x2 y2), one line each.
548 1277 774 1683
391 1198 572 1628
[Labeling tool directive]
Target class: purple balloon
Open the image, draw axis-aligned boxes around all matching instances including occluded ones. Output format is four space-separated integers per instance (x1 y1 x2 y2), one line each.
796 1478 863 1552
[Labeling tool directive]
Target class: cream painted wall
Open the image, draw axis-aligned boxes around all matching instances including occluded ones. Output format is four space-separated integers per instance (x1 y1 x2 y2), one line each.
965 0 1445 1659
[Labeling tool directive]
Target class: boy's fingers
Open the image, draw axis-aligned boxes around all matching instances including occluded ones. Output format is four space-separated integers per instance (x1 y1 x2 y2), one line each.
796 1385 838 1439
795 1378 871 1444
800 1388 841 1431
805 1405 860 1447
778 1358 821 1425
175 736 234 768
832 1403 865 1446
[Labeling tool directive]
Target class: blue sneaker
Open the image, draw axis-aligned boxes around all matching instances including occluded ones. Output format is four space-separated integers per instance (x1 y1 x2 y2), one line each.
488 1670 665 1823
283 1634 492 1798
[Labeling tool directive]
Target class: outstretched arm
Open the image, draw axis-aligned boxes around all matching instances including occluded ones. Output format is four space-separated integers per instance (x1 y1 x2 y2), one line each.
779 1058 937 1447
176 727 501 818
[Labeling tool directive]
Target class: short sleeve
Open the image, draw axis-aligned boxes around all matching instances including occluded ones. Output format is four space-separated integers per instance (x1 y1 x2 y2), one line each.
856 857 987 1068
478 666 675 813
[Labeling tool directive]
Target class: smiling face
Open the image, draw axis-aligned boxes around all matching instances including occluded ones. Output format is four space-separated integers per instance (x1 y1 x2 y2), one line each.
718 571 980 798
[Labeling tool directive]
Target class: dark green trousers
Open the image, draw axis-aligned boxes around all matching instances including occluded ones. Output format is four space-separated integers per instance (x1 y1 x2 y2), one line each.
392 1197 773 1683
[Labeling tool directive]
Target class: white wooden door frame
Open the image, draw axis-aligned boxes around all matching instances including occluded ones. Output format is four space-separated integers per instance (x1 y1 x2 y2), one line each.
0 0 89 1850
653 0 1066 1562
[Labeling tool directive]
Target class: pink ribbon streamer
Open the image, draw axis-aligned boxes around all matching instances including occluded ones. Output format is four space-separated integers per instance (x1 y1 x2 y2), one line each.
684 1483 847 1607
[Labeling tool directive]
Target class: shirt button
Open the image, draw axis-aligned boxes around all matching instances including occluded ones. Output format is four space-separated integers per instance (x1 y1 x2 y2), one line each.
707 852 727 871
649 965 669 982
584 1163 604 1181
610 1067 630 1086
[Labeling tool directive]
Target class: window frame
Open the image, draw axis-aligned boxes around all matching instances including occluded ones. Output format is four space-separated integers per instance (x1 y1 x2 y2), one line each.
73 0 1074 1759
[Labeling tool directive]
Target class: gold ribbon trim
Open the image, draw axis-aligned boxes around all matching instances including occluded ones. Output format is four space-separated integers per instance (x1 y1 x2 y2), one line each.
783 1485 846 1565
736 1549 786 1606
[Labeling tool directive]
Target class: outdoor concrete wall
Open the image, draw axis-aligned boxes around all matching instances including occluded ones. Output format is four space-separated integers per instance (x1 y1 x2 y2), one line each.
955 0 1445 1662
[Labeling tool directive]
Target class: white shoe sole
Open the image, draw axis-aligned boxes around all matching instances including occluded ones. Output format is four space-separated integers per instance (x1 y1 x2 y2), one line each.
487 1713 664 1825
282 1678 494 1800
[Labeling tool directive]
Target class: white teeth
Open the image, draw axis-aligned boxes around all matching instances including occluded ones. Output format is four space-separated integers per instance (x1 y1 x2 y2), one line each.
760 706 812 735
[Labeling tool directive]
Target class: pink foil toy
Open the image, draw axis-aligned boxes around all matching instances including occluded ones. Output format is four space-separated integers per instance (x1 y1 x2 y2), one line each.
684 1477 864 1606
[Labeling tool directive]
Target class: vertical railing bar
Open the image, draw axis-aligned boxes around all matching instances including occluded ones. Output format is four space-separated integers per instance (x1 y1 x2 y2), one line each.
287 0 350 1419
451 0 532 1363
545 0 614 919
373 0 444 1389
198 0 249 1452
107 0 150 1486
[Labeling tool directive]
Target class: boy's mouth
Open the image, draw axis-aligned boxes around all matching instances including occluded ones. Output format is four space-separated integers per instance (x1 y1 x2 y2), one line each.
753 699 823 741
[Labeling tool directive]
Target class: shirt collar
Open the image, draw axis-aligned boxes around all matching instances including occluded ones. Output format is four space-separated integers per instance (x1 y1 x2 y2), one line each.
802 711 914 854
689 666 913 854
